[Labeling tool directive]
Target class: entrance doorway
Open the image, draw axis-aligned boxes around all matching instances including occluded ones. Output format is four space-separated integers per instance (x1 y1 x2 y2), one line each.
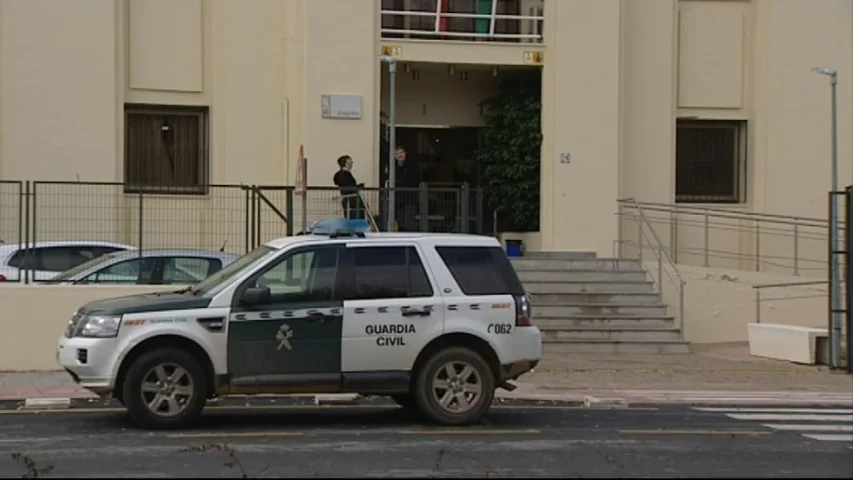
396 126 483 187
377 125 486 233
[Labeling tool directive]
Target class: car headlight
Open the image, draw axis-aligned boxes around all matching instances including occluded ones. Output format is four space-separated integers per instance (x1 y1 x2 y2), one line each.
75 315 122 338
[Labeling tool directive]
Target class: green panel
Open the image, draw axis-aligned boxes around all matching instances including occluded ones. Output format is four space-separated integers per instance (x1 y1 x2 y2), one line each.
475 0 491 34
228 301 343 378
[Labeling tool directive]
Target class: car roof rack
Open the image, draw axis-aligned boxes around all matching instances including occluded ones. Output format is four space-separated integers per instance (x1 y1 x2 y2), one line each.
308 219 371 238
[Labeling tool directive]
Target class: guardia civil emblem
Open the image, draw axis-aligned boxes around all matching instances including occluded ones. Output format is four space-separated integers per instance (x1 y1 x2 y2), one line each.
276 323 293 350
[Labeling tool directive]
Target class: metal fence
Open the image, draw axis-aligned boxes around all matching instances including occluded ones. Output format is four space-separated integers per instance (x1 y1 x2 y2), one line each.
0 181 485 283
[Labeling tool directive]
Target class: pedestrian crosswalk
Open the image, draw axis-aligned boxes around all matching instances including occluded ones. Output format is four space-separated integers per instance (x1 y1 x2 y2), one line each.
694 407 853 445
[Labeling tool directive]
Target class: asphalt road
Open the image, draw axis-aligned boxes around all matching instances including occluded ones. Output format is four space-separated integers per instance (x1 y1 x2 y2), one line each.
0 399 850 478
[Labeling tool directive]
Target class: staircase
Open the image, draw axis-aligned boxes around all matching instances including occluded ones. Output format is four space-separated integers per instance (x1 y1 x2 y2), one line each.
511 252 689 354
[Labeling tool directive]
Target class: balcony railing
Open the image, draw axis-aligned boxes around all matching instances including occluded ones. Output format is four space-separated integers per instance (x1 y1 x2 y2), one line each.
381 0 544 44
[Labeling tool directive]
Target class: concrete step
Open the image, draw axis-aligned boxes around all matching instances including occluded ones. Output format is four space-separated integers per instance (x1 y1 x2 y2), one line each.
516 270 649 283
540 327 683 342
521 251 597 260
511 258 643 271
524 281 656 294
531 292 662 305
534 303 670 317
534 316 675 329
542 340 690 354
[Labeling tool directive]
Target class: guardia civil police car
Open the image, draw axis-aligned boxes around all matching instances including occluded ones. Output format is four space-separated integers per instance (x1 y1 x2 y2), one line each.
57 219 541 430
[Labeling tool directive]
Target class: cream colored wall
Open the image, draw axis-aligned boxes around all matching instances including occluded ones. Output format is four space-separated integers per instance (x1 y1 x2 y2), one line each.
540 0 622 256
0 285 176 371
380 65 499 127
617 0 851 279
0 0 850 267
649 262 828 344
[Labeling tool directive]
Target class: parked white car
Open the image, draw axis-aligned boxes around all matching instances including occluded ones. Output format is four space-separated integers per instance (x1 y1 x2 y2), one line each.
0 240 136 282
57 219 542 429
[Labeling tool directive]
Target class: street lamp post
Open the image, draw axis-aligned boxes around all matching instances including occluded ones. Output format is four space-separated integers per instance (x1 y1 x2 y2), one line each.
379 55 397 232
812 67 842 369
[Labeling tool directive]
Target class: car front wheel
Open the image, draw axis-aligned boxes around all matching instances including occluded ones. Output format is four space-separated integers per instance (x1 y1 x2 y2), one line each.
121 347 207 430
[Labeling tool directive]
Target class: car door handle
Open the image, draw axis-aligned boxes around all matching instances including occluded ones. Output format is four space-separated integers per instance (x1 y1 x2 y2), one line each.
402 309 431 318
306 313 326 323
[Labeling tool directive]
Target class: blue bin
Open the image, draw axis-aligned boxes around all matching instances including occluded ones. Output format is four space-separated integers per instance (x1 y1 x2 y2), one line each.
506 239 523 258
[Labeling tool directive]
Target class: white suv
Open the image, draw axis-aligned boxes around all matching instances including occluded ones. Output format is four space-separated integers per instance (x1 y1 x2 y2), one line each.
57 219 542 429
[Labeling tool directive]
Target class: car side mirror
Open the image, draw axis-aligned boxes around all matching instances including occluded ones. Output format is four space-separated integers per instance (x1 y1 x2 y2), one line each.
241 287 271 306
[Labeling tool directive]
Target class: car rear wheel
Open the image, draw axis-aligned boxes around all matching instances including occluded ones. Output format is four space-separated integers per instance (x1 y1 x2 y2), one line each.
413 347 495 426
121 347 207 430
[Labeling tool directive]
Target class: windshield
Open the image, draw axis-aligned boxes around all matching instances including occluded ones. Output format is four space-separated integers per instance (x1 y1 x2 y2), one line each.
45 252 123 283
189 245 277 296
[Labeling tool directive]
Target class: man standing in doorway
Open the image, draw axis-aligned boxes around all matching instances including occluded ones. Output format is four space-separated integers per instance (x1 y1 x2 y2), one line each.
393 145 421 231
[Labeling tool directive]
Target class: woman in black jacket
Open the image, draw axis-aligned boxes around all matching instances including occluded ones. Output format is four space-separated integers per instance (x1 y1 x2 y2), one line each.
332 155 365 219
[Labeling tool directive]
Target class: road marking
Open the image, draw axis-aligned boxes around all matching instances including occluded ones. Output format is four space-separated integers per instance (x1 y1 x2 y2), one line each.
695 407 853 414
401 429 541 435
725 413 853 422
761 423 853 432
801 433 853 442
699 406 853 444
166 431 304 439
619 429 770 436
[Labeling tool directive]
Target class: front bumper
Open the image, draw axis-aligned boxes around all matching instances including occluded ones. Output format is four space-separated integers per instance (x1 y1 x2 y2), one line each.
56 334 118 396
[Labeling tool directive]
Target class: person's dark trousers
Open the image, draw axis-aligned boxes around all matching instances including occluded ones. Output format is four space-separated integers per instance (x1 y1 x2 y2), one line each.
395 191 419 231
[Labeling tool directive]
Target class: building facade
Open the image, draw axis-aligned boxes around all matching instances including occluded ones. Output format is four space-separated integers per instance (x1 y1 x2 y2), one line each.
0 0 850 270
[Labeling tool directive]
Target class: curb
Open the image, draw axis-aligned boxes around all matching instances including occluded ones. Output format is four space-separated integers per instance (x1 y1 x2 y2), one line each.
22 398 72 410
583 395 629 409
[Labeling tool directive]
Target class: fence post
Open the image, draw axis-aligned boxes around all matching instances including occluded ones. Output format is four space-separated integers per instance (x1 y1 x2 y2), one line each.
755 219 761 272
243 187 251 253
460 183 470 233
793 223 800 276
418 183 429 232
670 210 678 263
23 181 30 284
475 187 484 234
137 191 144 253
616 202 623 258
286 188 294 237
703 213 710 267
30 182 37 285
846 186 853 372
755 288 761 324
637 220 643 261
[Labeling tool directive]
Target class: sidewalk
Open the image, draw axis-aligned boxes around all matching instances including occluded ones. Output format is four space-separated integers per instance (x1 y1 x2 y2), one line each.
1 343 851 404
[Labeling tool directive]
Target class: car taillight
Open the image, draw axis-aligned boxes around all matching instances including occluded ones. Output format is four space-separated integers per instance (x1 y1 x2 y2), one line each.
514 294 533 327
0 274 7 282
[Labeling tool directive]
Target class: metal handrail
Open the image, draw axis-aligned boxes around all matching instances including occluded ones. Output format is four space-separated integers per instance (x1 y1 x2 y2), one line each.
620 198 687 340
380 0 545 42
617 199 840 276
619 199 839 227
752 280 830 324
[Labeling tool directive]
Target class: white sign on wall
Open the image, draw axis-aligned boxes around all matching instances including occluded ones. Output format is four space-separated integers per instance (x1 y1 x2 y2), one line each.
321 94 363 119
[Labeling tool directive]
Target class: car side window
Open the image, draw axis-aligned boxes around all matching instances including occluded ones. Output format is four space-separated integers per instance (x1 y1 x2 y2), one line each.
37 247 91 272
247 247 341 303
346 246 434 301
163 257 221 284
7 245 118 272
82 258 152 284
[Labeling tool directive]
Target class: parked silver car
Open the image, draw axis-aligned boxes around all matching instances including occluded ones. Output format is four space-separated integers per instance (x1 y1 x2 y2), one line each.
44 249 240 285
